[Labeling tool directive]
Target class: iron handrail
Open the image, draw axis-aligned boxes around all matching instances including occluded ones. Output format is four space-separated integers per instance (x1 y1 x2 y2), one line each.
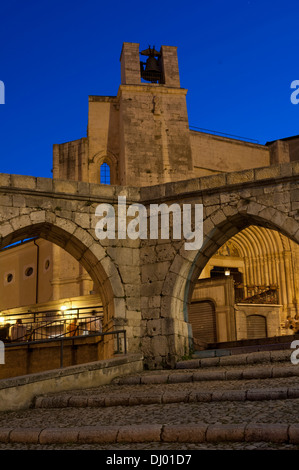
0 305 104 320
1 314 104 342
5 328 127 368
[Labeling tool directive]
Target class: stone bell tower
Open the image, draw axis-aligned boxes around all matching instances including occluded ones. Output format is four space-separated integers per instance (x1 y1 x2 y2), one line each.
118 42 194 186
53 42 194 187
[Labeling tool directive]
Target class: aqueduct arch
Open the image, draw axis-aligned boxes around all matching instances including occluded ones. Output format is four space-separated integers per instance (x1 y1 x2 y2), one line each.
184 207 299 308
159 174 299 358
0 161 299 367
0 211 123 335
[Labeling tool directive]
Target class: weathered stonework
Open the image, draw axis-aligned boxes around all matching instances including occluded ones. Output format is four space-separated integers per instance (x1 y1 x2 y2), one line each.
0 162 298 367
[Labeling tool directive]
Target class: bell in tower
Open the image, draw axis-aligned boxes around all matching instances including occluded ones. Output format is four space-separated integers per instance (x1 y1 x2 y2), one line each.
140 46 162 83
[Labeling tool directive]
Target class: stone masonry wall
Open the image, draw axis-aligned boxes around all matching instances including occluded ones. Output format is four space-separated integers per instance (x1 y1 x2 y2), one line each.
0 162 298 367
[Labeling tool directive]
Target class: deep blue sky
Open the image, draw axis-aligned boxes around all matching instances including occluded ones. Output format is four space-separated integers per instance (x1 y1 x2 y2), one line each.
0 0 299 179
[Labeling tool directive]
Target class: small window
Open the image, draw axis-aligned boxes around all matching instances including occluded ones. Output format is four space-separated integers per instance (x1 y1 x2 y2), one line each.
25 267 34 277
44 259 50 271
4 271 15 285
100 163 111 184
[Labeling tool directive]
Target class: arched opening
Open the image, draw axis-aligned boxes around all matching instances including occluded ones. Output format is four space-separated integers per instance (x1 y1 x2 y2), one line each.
188 223 299 347
0 215 123 376
100 162 111 184
88 151 118 185
0 236 98 312
163 205 299 359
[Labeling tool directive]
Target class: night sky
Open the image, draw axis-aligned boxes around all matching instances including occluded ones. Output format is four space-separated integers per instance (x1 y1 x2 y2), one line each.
0 0 299 179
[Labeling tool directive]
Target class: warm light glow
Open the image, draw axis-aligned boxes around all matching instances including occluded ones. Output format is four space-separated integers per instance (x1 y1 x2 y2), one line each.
60 306 67 311
225 269 230 276
0 317 4 324
67 309 77 318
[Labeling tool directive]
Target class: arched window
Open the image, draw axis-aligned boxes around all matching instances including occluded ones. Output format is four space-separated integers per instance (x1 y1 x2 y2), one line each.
100 163 111 185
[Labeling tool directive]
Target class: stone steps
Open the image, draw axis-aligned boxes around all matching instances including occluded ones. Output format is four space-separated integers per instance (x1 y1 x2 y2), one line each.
112 365 299 385
31 347 299 410
1 423 299 448
0 347 299 449
34 385 299 409
176 348 293 369
192 336 298 359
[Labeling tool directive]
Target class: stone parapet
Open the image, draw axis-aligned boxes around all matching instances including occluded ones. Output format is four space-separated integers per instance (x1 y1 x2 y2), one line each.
0 160 298 201
0 353 143 411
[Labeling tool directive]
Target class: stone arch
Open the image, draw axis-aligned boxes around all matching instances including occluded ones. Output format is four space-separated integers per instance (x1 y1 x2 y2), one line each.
89 151 118 185
0 211 124 337
162 203 299 348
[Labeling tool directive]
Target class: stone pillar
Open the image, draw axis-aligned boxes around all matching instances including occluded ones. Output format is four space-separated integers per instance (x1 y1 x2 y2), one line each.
160 45 181 87
283 250 296 315
278 252 288 311
268 140 290 164
120 42 141 85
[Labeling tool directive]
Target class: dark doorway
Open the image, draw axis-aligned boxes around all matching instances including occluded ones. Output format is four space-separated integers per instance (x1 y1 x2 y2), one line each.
189 300 217 344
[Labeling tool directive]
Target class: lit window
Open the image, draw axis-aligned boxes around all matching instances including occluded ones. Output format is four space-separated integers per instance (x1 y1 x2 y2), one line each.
100 163 111 184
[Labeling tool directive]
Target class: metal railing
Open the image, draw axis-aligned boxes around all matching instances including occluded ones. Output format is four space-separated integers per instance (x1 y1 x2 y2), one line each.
189 125 259 144
3 315 103 343
0 305 128 367
0 305 104 342
4 328 127 368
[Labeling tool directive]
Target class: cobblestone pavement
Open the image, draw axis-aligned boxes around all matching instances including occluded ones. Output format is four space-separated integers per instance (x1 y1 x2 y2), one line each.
0 351 298 451
0 367 299 450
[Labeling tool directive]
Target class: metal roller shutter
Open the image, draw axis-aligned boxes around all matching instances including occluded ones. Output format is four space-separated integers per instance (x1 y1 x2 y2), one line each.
189 300 217 344
246 315 267 339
